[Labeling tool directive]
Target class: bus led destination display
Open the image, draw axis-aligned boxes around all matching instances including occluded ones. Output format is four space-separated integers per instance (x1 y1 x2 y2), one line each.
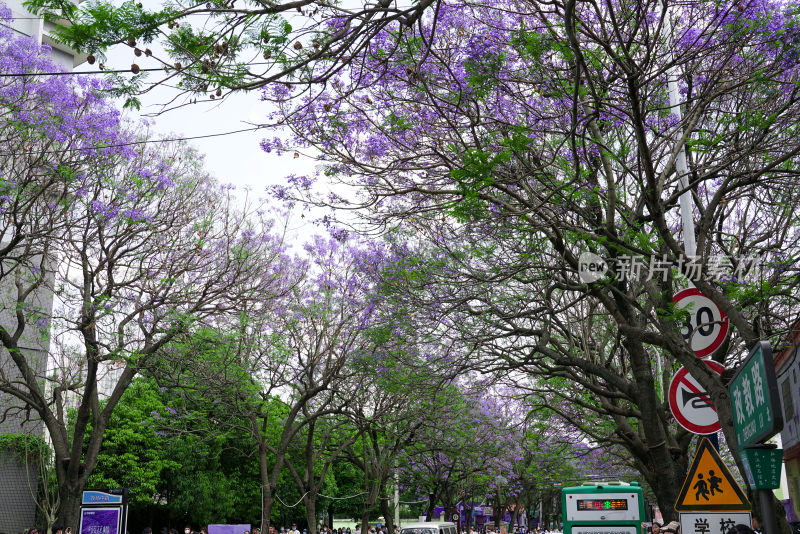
577 499 629 511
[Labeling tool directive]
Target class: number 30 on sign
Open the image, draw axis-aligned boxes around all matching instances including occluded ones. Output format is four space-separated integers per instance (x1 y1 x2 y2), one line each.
673 288 729 358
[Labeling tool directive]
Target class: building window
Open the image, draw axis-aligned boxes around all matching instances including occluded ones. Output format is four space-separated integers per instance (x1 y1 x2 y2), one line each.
782 378 795 424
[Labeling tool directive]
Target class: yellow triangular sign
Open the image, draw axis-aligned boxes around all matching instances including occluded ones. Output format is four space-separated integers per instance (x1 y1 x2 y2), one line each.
675 437 751 511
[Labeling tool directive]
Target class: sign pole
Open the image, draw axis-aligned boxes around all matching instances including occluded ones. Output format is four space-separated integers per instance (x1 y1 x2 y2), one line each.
729 342 785 534
757 489 779 534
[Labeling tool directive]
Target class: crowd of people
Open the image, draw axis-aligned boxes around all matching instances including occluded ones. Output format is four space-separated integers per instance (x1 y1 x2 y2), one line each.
4 524 72 534
7 519 762 534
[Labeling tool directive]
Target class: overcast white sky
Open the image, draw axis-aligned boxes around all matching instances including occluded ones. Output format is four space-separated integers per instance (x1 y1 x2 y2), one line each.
82 8 325 244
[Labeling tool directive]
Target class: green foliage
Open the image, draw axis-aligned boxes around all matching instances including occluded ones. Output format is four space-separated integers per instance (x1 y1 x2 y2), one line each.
23 0 176 55
511 28 548 61
86 378 180 507
463 49 506 98
88 377 262 524
0 432 50 463
448 128 532 221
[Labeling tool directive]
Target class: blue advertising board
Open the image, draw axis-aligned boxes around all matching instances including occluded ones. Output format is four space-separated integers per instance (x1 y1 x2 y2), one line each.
79 507 121 534
82 491 124 505
80 489 127 534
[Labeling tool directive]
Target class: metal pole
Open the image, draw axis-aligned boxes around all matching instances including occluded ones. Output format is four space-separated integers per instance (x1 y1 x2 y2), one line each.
395 470 400 529
661 2 697 259
757 489 779 534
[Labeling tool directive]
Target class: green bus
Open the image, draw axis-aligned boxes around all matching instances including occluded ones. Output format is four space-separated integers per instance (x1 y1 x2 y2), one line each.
562 482 645 534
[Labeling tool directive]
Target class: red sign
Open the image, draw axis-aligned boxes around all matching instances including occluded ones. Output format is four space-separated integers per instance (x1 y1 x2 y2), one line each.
668 360 724 434
673 288 728 357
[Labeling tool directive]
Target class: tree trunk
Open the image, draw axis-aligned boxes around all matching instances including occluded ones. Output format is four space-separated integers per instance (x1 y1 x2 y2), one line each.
380 492 394 534
56 480 83 530
305 494 318 534
258 435 275 532
362 509 372 534
625 335 684 522
425 493 437 522
328 502 335 530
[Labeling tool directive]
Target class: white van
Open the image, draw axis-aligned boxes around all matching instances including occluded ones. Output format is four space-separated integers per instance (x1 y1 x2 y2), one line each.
400 523 458 534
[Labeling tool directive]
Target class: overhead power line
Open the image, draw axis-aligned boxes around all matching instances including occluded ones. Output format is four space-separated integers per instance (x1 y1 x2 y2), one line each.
0 61 275 78
318 491 368 500
0 67 165 77
0 125 267 158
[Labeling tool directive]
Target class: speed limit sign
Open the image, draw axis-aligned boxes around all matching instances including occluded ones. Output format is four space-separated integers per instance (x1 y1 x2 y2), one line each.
673 288 728 357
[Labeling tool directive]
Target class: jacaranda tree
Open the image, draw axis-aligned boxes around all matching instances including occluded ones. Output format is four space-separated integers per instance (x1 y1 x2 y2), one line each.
267 0 800 519
0 15 293 524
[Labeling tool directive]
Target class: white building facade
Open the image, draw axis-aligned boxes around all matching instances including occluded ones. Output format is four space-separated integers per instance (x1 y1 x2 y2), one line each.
0 3 85 530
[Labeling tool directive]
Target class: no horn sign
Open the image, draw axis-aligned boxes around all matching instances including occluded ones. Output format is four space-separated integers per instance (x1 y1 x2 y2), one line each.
669 360 724 435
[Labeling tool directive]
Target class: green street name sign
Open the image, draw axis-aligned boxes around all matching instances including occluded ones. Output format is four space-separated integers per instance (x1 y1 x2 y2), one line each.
729 341 783 448
741 446 783 490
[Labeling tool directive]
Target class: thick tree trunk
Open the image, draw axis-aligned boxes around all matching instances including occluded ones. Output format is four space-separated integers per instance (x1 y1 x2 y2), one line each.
425 494 437 521
57 480 83 530
464 506 473 531
380 493 394 534
258 436 275 532
305 494 318 534
624 333 684 522
362 509 372 533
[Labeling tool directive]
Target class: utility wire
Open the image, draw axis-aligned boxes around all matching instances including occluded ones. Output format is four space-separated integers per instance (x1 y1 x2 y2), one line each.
275 491 311 508
0 67 166 76
0 61 275 77
0 125 267 157
269 490 374 507
318 491 369 500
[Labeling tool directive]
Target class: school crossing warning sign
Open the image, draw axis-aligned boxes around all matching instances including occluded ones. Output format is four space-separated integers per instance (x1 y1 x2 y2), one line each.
675 438 751 512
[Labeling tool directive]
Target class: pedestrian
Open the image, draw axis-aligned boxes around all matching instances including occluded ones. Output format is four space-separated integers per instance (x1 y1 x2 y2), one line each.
143 528 153 534
727 526 755 534
650 523 661 534
184 526 193 534
661 522 680 534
